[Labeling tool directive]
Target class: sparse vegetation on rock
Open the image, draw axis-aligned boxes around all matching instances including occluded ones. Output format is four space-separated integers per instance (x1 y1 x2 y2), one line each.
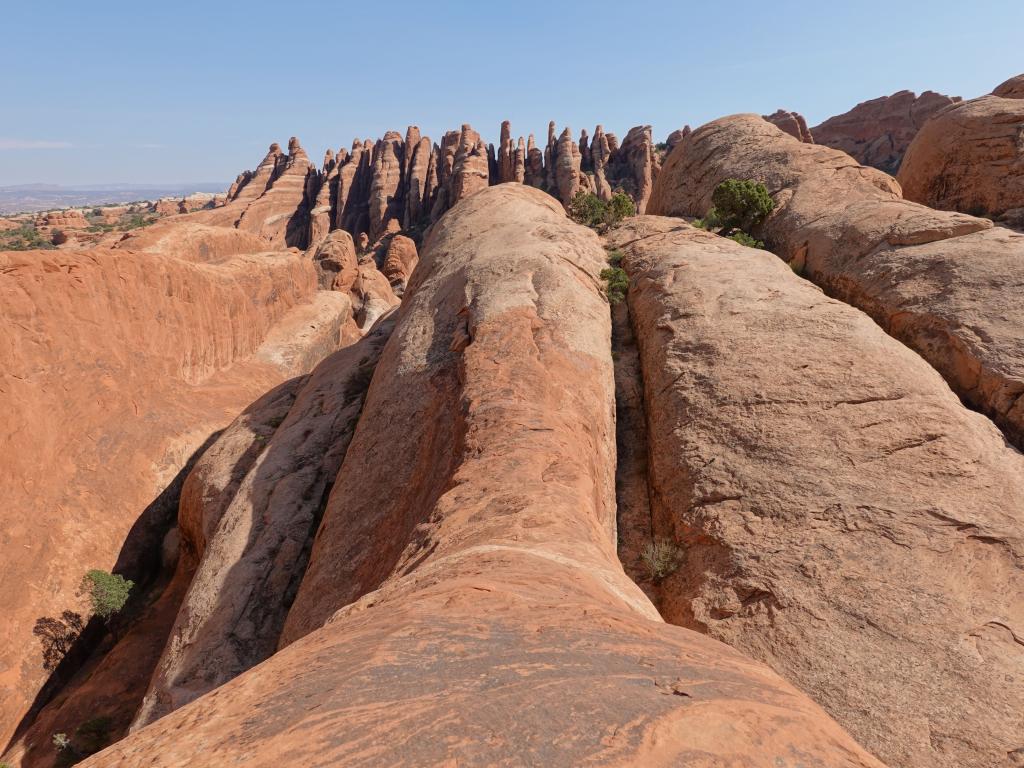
569 191 636 232
641 539 682 581
81 570 133 620
709 178 775 235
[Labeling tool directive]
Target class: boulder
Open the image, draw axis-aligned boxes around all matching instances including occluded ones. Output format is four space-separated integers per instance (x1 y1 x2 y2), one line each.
648 114 1024 450
898 93 1024 217
762 109 813 142
993 73 1024 99
380 234 418 293
611 215 1024 768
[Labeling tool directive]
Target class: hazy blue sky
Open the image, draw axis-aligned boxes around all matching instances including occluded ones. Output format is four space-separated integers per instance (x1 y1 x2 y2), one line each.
2 0 1021 186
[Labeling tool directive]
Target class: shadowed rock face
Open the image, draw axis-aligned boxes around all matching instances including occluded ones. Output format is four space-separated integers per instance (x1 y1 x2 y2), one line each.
811 90 960 174
83 185 881 768
898 92 1024 217
130 315 396 729
0 240 350 751
610 215 1024 768
649 114 1024 450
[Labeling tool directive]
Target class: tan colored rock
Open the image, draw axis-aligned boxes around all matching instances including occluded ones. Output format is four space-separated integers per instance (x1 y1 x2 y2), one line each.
811 90 960 174
898 93 1024 217
611 215 1024 768
993 73 1024 99
307 149 338 246
381 234 418 293
37 209 89 229
762 109 814 142
88 184 880 768
512 136 526 183
367 132 404 241
403 135 432 228
554 126 583 206
649 114 1024 450
524 133 544 187
131 316 395 729
590 124 613 200
664 126 690 154
225 143 282 205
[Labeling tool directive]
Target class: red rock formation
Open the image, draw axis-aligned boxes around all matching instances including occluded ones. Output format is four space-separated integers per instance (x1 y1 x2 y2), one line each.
130 316 395 729
664 126 690 154
524 133 544 187
307 149 338 246
611 215 1024 768
0 236 350 749
993 73 1024 99
649 113 1024 451
380 234 418 293
607 125 655 213
811 90 960 174
367 132 404 241
898 91 1024 217
36 209 89 229
87 185 881 768
554 126 585 206
590 125 613 200
762 109 814 142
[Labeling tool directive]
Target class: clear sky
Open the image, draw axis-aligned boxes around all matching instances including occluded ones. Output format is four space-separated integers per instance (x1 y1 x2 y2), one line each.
2 0 1021 186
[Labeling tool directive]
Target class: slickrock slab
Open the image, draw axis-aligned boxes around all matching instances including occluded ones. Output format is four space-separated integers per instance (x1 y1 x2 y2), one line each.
611 215 1024 768
0 245 345 747
898 93 1024 217
648 114 1024 449
87 185 880 767
131 315 395 728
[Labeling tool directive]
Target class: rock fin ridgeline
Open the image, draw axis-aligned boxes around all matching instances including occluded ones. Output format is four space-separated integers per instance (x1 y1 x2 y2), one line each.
79 185 881 768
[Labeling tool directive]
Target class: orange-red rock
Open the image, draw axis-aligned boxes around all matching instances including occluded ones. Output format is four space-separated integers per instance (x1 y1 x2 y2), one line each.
993 73 1024 99
85 184 880 768
380 234 418 293
611 215 1024 768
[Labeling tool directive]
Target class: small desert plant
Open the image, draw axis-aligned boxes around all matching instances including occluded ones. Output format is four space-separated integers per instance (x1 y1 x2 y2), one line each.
600 266 628 304
51 228 68 245
708 178 774 235
605 248 624 267
569 191 636 233
81 570 133 619
52 732 72 752
641 539 683 581
726 231 765 249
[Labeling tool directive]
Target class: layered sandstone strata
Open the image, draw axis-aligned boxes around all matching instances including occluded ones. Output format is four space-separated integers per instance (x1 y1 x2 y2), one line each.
612 216 1024 768
811 90 960 173
85 185 881 768
649 114 1024 449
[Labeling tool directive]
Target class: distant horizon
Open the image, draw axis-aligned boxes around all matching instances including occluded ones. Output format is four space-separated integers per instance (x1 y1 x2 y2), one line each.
2 0 1021 187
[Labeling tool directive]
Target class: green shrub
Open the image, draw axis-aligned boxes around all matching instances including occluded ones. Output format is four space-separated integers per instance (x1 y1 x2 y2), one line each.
81 570 133 619
641 539 683 581
605 248 624 267
568 191 636 233
726 231 765 249
710 178 774 234
600 266 628 304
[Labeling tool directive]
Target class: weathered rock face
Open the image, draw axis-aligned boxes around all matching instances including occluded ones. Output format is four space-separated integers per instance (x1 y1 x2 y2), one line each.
367 132 404 242
380 234 418 293
811 90 960 174
611 215 1024 768
36 209 89 229
608 125 655 212
898 92 1024 217
130 315 395 729
762 109 814 142
0 239 350 750
308 230 399 333
994 73 1024 99
649 114 1024 450
84 184 879 768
